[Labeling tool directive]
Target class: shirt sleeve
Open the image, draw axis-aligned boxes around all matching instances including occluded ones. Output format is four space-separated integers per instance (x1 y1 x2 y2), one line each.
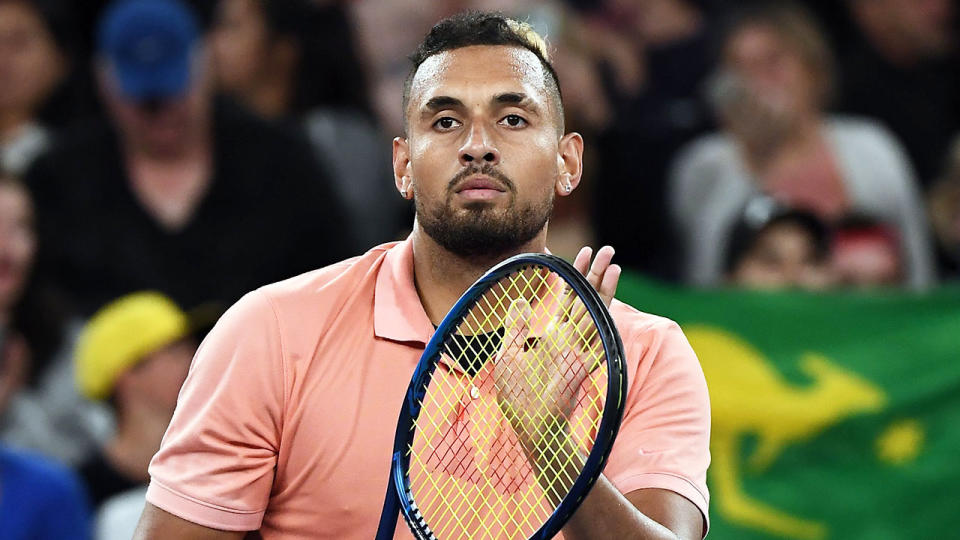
603 318 711 533
146 289 286 531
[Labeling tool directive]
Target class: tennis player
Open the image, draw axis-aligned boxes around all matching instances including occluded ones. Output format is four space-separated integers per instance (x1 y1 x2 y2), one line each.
134 12 710 540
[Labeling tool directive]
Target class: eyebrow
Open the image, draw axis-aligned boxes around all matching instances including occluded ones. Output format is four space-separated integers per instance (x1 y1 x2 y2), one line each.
494 92 529 105
423 96 464 113
419 92 542 118
495 92 541 116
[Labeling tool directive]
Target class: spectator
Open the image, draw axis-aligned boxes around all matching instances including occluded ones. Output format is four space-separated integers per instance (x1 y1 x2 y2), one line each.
210 0 408 248
725 196 835 290
0 0 72 175
1 327 91 540
75 291 195 511
26 0 354 318
587 0 718 280
0 173 107 466
839 0 958 187
670 1 934 289
832 214 904 288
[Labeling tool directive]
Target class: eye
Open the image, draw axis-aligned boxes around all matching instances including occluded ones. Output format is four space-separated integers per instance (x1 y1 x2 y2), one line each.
434 117 461 131
499 114 527 128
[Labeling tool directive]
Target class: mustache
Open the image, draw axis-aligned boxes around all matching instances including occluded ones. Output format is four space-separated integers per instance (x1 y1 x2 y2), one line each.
448 164 516 193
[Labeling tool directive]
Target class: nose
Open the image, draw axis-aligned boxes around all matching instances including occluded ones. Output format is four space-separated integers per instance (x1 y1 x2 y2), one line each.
458 122 500 167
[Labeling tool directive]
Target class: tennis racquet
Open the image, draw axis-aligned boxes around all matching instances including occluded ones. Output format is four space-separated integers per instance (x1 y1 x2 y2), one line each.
376 253 627 540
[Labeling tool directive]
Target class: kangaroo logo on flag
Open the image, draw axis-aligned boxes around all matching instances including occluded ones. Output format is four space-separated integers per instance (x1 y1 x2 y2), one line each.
687 326 887 540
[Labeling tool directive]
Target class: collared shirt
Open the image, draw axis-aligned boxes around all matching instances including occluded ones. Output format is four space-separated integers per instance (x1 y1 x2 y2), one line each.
146 239 711 539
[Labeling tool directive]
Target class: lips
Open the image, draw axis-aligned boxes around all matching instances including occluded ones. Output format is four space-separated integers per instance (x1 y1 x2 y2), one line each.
454 176 507 193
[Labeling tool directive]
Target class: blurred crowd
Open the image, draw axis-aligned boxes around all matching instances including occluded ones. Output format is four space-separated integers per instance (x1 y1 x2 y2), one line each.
0 0 958 538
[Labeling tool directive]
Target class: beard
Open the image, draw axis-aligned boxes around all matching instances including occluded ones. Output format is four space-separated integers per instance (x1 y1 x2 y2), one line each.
416 166 554 260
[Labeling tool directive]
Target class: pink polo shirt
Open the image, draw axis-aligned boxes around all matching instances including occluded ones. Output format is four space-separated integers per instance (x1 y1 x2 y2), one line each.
146 239 711 539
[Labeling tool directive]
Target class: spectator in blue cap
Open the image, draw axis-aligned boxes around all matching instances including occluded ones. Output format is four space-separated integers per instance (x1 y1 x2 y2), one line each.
25 0 355 319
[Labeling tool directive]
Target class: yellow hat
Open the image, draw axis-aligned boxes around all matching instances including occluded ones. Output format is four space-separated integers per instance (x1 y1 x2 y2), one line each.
75 291 190 400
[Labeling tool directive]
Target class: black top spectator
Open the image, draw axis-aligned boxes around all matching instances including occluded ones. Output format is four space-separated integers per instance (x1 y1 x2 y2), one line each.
26 0 353 317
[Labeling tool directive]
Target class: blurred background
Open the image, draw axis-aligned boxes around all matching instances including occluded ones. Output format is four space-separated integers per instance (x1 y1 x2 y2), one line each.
0 0 957 538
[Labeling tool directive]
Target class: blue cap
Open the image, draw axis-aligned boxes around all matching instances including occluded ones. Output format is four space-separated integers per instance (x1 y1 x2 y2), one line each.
98 0 200 101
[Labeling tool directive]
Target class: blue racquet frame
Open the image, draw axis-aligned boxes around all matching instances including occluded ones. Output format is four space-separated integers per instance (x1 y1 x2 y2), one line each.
375 253 627 540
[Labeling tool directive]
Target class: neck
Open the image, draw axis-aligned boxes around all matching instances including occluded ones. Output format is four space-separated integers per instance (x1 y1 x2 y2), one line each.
411 221 548 325
105 404 173 483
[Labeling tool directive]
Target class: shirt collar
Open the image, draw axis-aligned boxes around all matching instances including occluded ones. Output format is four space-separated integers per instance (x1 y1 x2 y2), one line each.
373 237 556 345
374 236 434 344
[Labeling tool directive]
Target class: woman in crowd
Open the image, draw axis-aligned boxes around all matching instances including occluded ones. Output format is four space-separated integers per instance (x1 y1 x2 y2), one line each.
0 0 83 176
669 1 934 289
0 177 90 533
0 173 108 466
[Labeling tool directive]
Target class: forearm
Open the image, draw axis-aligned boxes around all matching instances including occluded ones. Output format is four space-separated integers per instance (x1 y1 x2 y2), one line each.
562 476 680 540
525 424 681 540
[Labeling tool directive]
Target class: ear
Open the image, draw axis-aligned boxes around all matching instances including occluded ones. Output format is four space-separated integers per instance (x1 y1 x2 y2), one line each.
393 136 414 199
555 132 584 197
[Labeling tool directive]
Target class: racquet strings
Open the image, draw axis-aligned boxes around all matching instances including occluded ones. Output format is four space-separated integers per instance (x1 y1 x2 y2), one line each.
407 266 609 539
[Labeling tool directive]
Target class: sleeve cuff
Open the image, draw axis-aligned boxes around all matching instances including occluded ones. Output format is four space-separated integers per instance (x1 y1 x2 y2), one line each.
611 471 710 536
145 479 265 532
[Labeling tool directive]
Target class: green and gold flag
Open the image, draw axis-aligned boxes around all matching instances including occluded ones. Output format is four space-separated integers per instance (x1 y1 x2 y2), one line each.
618 275 960 540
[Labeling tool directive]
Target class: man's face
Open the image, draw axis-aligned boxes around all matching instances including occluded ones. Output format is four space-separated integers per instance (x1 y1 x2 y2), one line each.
128 337 196 417
100 55 211 159
396 45 579 259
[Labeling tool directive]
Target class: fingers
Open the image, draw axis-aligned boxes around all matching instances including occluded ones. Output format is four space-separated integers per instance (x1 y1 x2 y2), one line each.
579 245 620 308
573 246 593 276
597 263 621 308
498 298 532 362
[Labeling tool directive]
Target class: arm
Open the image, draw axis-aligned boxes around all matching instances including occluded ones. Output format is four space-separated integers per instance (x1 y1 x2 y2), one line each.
517 421 703 540
566 481 703 540
134 504 246 540
137 291 286 536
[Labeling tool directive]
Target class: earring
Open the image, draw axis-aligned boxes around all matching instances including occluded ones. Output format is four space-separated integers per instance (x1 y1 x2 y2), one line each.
563 182 572 193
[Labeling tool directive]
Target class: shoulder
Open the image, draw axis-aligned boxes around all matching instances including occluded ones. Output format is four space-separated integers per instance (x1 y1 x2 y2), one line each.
607 300 704 385
215 98 313 157
669 132 743 214
825 115 908 157
672 132 737 171
259 243 395 303
608 300 686 346
237 242 399 330
24 116 113 189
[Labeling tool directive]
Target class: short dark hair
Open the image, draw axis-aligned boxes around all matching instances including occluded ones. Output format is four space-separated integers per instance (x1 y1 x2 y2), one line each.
724 197 831 274
402 11 564 133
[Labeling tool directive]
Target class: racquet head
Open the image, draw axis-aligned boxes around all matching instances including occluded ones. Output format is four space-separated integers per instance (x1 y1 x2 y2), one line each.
377 253 627 540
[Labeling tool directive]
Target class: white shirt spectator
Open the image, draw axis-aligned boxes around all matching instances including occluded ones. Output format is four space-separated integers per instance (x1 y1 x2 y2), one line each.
670 116 935 289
